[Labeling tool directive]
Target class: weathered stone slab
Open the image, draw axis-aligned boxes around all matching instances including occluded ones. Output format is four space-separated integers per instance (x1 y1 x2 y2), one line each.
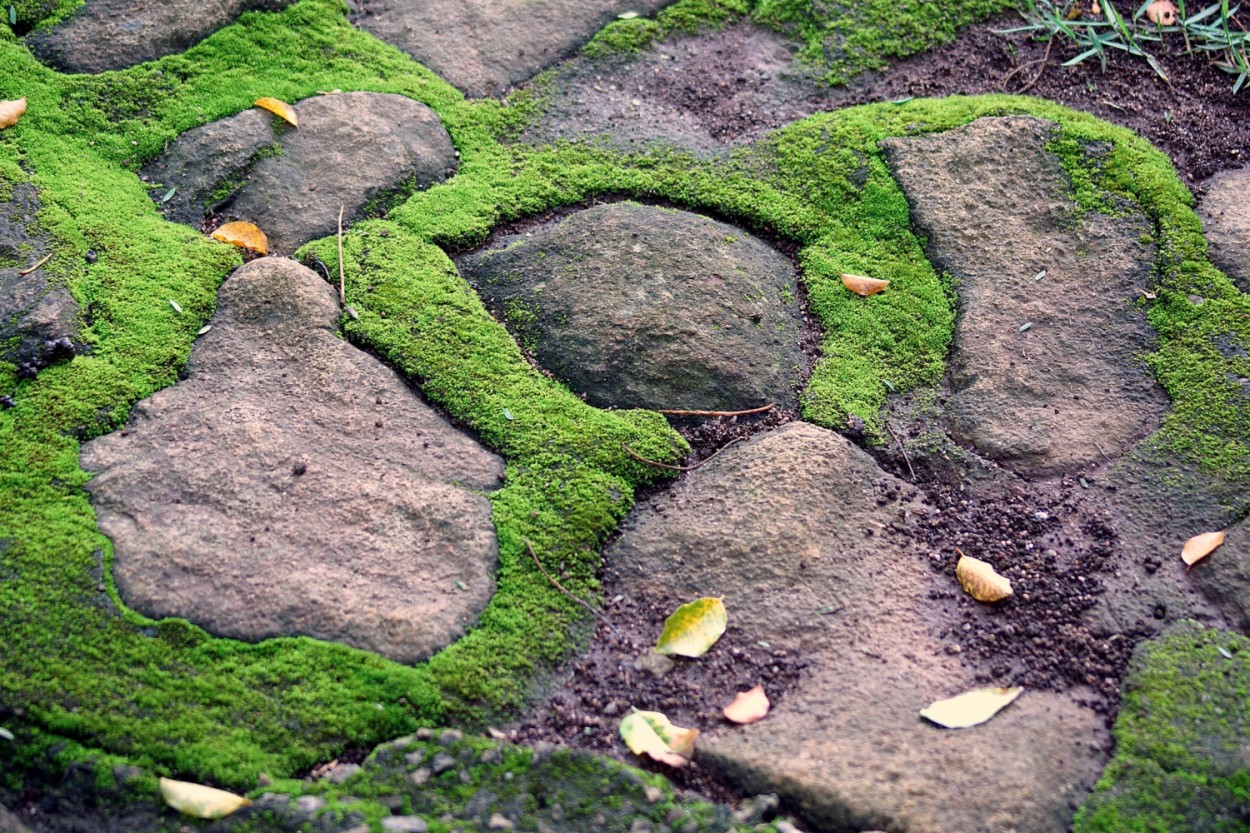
142 93 456 253
608 422 1105 833
1198 165 1250 293
884 116 1167 476
1189 516 1250 632
458 202 803 412
80 258 503 664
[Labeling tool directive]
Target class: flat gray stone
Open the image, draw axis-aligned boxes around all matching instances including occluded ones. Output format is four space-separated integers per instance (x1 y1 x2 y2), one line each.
352 0 673 98
1198 165 1250 292
80 258 503 664
608 422 1106 833
27 0 295 73
380 816 428 833
884 116 1167 476
458 202 803 412
143 93 455 253
1189 516 1250 632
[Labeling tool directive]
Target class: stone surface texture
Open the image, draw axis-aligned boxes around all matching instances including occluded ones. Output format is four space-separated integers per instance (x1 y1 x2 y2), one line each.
352 0 673 98
458 202 803 411
884 116 1168 476
1198 165 1250 292
1190 515 1250 631
143 93 456 253
80 258 503 664
608 422 1106 833
27 0 295 73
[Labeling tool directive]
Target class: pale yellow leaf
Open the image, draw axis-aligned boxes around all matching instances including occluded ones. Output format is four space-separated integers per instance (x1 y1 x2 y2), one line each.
1146 0 1178 24
654 597 727 658
956 551 1013 603
840 273 890 296
254 97 298 128
0 98 26 129
723 684 770 724
619 710 696 767
920 686 1023 729
210 221 269 255
158 777 252 819
1182 530 1225 570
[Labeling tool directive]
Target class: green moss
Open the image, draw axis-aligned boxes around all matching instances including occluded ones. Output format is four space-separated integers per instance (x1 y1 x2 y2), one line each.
6 0 82 31
581 0 745 58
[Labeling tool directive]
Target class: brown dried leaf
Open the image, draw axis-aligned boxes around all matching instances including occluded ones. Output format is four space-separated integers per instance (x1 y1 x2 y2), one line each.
254 97 298 128
1146 0 1178 24
723 684 770 724
840 273 890 296
1182 530 1225 570
0 98 27 129
955 550 1013 603
210 221 269 255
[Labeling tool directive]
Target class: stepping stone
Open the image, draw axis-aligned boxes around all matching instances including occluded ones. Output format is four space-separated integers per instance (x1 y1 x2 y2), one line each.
352 0 672 98
884 116 1168 477
27 0 295 74
1189 515 1250 631
1 181 79 382
142 93 456 254
80 258 503 664
1198 165 1250 293
458 202 803 412
608 422 1106 833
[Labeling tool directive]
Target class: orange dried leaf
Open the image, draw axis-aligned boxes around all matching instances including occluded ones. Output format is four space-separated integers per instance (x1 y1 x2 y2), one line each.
254 97 298 127
723 684 770 724
1146 0 1178 24
0 98 27 129
840 273 890 296
211 221 269 255
1182 530 1225 570
956 551 1013 603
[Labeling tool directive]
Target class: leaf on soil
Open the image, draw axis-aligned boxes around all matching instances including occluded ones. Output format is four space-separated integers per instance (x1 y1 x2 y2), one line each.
254 97 298 128
0 98 27 129
210 221 269 255
840 273 890 296
619 710 698 767
920 686 1023 729
1182 530 1225 570
1146 0 1178 25
955 551 1013 602
723 684 770 724
654 596 727 657
158 778 253 819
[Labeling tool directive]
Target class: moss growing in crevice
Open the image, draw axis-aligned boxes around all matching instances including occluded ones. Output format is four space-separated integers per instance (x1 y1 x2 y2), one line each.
581 0 749 59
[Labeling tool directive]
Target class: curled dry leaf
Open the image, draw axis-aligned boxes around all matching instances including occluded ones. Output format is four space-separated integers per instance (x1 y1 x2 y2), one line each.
654 596 727 658
158 777 252 819
1146 0 1178 25
955 550 1013 603
619 710 698 767
840 273 890 296
0 98 26 129
254 97 298 128
210 221 269 255
920 686 1023 729
723 684 770 724
1182 530 1225 570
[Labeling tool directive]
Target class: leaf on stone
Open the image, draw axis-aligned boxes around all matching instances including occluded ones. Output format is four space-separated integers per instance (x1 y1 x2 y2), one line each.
158 777 252 819
254 97 298 128
654 596 727 657
840 273 890 296
723 684 770 724
1146 0 1178 25
619 710 697 767
956 551 1013 603
210 221 269 255
1182 530 1225 570
0 98 26 129
920 686 1023 729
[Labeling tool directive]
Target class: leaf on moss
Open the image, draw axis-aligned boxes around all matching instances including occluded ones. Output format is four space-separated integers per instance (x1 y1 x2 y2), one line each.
210 221 269 255
1182 530 1225 570
920 686 1023 729
158 778 252 819
956 550 1013 603
840 273 890 296
619 710 698 767
654 597 727 657
617 10 640 18
723 684 770 724
254 97 298 128
0 98 26 129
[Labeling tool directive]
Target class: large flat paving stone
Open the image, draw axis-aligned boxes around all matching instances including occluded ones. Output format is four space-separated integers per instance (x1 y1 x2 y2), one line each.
80 258 503 664
1198 165 1250 293
884 116 1168 476
608 422 1106 833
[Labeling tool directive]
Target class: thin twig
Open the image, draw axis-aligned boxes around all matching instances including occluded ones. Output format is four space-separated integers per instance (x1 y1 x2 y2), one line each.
525 538 619 636
621 436 746 472
337 204 345 306
1002 37 1054 93
655 403 775 418
18 253 52 276
883 420 916 481
1092 438 1114 464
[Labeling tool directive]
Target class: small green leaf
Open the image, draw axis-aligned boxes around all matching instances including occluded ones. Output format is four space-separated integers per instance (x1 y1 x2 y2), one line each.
196 324 212 336
1019 322 1033 332
619 710 697 766
7 6 16 26
169 299 183 314
654 597 727 657
0 727 14 741
891 96 915 104
617 10 640 18
502 408 514 421
160 186 176 203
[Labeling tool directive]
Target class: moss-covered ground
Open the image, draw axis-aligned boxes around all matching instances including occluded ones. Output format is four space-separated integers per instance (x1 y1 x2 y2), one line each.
0 0 1247 827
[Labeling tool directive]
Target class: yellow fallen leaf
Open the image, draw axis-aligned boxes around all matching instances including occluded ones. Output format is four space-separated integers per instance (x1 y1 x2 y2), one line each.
210 221 269 255
920 686 1023 729
158 777 252 819
1182 530 1225 570
840 273 890 296
1146 0 1178 24
0 98 27 129
723 684 770 724
955 550 1013 603
619 710 697 767
654 597 727 658
254 97 298 128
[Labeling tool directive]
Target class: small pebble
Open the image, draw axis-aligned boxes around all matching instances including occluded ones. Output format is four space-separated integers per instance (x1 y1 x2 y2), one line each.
488 813 515 830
